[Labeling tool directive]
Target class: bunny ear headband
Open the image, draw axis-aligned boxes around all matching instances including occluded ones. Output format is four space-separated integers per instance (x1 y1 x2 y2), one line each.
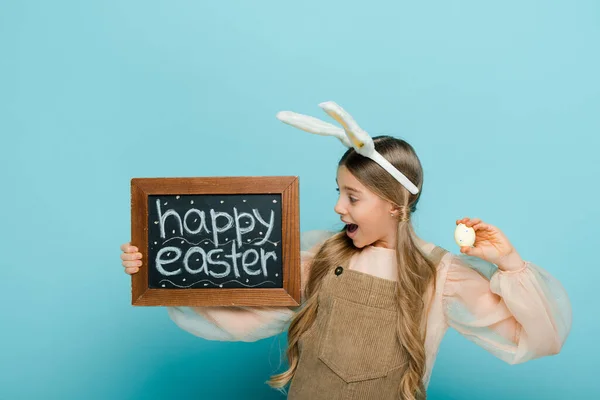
276 101 420 195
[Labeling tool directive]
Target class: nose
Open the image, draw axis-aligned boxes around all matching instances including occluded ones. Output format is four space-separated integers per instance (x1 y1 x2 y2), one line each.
334 197 345 216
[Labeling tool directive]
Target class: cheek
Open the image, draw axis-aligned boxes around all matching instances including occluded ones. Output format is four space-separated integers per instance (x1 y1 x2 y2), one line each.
352 208 370 225
367 210 394 233
356 208 385 231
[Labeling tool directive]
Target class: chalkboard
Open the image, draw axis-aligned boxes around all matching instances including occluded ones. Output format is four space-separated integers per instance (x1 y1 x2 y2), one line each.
147 193 282 289
130 176 300 307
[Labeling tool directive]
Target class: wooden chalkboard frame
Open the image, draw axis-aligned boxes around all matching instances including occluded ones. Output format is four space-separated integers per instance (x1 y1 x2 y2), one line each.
130 176 300 307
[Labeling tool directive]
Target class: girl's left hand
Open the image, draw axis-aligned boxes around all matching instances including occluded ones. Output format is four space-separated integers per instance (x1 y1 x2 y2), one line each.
456 217 526 271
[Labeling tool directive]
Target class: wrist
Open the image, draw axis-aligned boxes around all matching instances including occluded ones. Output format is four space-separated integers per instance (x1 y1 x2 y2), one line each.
496 250 526 272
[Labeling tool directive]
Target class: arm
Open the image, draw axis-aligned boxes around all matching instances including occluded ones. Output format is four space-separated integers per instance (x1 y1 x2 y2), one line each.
166 230 334 342
442 252 572 364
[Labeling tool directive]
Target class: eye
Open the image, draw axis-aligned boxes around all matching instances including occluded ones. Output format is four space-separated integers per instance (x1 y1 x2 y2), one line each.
336 188 357 204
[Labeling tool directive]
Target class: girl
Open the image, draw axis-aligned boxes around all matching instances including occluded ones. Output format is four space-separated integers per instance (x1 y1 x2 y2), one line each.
119 102 571 400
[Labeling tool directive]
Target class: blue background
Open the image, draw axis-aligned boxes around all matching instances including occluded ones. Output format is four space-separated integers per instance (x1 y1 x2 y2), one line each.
2 1 598 399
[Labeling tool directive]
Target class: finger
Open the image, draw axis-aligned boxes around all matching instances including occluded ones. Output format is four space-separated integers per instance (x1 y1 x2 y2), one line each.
458 217 478 226
125 266 140 275
465 218 481 227
471 222 491 232
456 217 469 225
460 246 483 258
123 260 143 268
120 242 138 253
120 252 143 261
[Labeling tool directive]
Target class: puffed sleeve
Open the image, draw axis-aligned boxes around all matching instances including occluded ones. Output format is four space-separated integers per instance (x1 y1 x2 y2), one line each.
166 230 334 342
442 253 572 364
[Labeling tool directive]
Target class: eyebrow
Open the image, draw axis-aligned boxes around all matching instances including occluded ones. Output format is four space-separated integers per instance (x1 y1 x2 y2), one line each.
343 186 361 193
336 179 362 193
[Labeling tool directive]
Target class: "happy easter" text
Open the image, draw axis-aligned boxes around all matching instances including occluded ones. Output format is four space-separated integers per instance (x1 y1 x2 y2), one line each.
153 199 278 279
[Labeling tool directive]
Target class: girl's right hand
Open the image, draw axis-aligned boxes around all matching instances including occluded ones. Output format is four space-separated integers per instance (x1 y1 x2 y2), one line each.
120 242 143 275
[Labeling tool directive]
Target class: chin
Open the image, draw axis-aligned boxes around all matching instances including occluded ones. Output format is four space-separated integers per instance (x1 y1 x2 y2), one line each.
350 239 366 249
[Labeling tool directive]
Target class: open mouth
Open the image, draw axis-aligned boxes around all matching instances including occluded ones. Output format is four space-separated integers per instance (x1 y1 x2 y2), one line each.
346 223 358 233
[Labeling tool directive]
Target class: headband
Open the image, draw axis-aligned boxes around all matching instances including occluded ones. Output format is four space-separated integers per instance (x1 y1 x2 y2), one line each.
276 101 419 195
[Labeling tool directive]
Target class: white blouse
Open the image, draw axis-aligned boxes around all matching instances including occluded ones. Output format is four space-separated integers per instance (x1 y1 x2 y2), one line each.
166 230 572 388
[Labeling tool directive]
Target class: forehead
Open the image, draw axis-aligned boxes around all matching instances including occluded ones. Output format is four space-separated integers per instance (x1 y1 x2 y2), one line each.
336 165 369 192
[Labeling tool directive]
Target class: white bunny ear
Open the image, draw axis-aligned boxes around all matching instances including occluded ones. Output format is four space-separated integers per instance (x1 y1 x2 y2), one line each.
276 111 352 147
319 101 420 195
318 101 374 155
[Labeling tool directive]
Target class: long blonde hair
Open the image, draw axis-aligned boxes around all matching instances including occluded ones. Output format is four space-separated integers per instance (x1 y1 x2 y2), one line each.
267 136 437 399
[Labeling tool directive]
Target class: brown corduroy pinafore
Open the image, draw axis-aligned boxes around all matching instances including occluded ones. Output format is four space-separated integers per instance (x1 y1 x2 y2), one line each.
287 246 447 400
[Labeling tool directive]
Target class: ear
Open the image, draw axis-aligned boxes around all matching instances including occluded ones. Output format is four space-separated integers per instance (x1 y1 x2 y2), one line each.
388 203 401 216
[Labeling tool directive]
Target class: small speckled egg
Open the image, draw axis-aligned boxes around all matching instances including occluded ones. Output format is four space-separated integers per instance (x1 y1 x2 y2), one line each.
454 223 476 247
